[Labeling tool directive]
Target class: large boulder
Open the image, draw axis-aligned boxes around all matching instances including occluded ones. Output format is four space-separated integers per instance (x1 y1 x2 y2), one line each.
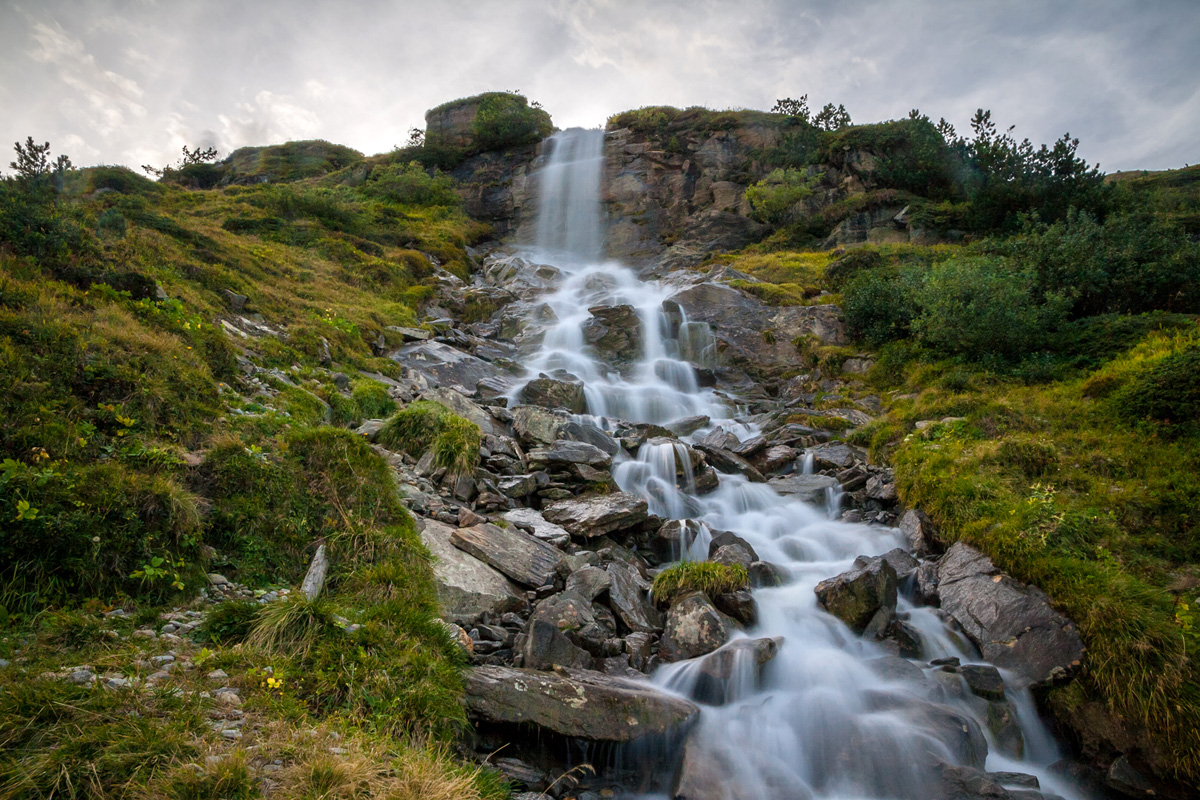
510 405 564 445
450 523 563 589
520 618 592 671
465 665 699 742
898 508 941 556
391 341 501 395
659 592 732 662
502 508 571 547
607 561 660 633
527 590 613 655
526 440 613 470
518 376 587 413
582 304 642 365
542 492 649 538
814 556 898 633
936 543 1085 687
768 473 840 506
418 520 524 621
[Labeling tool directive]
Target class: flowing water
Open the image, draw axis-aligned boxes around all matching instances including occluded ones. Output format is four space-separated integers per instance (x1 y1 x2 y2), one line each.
513 128 1086 800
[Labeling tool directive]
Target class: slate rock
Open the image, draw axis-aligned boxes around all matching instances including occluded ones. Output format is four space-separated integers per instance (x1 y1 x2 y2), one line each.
855 547 919 581
542 492 649 538
659 592 732 662
519 376 587 413
607 561 661 633
937 542 1085 687
768 473 840 505
527 440 613 469
450 523 563 589
565 566 611 602
899 508 941 556
814 556 898 633
419 519 524 620
960 664 1007 701
464 665 699 742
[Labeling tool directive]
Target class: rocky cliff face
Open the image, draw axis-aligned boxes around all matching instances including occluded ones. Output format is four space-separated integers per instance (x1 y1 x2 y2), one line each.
457 114 942 268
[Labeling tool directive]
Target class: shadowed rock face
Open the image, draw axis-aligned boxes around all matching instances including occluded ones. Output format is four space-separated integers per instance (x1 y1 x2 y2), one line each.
814 557 899 634
465 665 699 742
936 542 1085 687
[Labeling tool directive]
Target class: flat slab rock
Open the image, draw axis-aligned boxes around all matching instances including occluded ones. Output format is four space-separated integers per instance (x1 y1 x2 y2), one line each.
465 665 699 742
937 542 1085 687
767 473 840 506
450 523 563 589
541 492 649 538
418 519 523 621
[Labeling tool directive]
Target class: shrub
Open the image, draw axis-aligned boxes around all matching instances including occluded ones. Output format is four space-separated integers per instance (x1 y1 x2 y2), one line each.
911 256 1070 363
351 379 397 420
377 401 481 476
1113 340 1200 427
745 168 820 226
842 267 920 346
471 93 553 153
651 562 749 607
995 439 1059 477
360 162 460 207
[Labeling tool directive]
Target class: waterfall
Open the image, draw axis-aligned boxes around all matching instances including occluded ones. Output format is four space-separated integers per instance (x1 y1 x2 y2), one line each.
512 129 1089 800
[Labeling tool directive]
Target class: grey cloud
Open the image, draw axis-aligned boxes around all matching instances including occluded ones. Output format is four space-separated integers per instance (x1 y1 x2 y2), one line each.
0 0 1196 173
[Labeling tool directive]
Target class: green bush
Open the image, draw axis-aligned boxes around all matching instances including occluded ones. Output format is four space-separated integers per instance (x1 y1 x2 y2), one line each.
651 561 749 607
842 267 920 347
825 248 883 290
471 93 553 152
1114 340 1200 427
360 162 459 207
745 168 820 225
350 379 396 420
911 256 1070 363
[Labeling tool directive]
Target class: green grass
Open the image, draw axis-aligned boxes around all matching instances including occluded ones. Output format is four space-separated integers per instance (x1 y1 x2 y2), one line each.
864 327 1200 782
651 561 749 607
377 401 481 476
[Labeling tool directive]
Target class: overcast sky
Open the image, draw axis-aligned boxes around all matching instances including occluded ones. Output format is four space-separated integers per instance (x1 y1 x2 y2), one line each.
2 0 1197 174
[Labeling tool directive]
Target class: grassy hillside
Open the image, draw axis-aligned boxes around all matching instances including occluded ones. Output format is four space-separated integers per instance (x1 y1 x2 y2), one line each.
0 139 504 797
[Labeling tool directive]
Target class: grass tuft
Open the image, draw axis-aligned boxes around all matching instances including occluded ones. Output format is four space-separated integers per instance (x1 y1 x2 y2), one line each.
377 401 481 476
651 561 749 608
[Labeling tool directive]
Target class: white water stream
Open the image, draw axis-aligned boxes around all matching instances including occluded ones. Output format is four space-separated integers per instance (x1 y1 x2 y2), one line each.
513 129 1086 800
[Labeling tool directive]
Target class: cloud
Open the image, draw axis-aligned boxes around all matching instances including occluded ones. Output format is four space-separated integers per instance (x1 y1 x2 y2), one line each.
0 0 1196 172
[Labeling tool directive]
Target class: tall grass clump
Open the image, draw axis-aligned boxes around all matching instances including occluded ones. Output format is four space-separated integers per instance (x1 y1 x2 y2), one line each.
652 562 749 607
377 401 481 476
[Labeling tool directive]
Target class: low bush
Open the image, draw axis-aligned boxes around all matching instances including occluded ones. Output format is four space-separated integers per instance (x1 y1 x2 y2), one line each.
200 599 262 645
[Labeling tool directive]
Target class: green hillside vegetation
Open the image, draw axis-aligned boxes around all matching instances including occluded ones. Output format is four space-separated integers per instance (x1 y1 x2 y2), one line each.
0 135 505 797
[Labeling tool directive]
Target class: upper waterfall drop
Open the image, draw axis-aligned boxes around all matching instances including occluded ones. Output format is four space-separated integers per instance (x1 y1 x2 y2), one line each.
533 128 607 266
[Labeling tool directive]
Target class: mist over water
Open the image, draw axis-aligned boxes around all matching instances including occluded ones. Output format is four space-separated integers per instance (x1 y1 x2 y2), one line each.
514 128 1086 800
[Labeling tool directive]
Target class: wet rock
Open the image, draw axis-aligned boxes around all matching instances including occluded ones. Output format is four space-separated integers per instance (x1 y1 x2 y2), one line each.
510 405 564 445
767 473 840 505
959 664 1006 702
519 376 587 413
697 636 782 682
666 415 710 437
494 757 547 792
855 547 919 581
502 508 571 547
749 560 786 588
914 561 940 605
694 443 766 482
805 441 862 470
565 566 611 602
559 420 620 455
625 632 656 672
419 519 524 621
866 655 927 685
607 561 661 633
865 473 898 502
937 542 1085 687
711 544 754 572
520 618 591 670
758 444 798 473
582 304 642 364
659 592 732 662
1105 755 1157 798
707 530 759 561
713 590 757 626
899 508 941 556
450 523 563 589
814 556 898 634
465 665 699 742
526 440 613 469
528 590 612 655
935 764 1011 799
988 700 1025 759
542 492 649 538
391 341 501 395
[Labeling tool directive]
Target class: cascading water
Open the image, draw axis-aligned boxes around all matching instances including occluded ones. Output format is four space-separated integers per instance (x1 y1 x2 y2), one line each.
513 128 1088 800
